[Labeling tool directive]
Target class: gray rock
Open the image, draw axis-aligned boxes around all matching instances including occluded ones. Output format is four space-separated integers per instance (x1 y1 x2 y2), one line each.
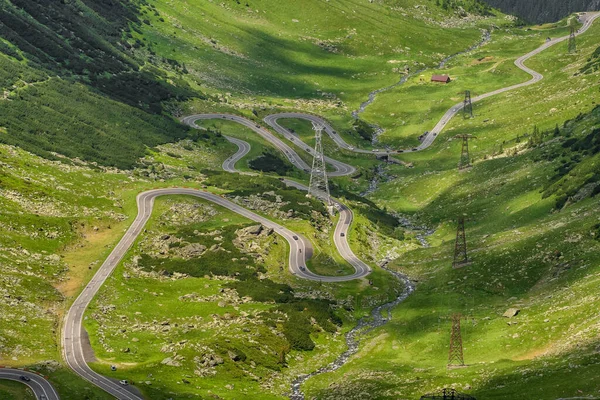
228 350 241 362
503 308 520 318
161 357 182 367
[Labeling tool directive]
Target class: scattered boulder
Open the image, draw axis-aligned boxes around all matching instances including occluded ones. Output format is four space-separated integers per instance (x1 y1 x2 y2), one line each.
503 308 520 318
241 224 263 236
161 355 184 367
177 243 207 259
228 350 242 362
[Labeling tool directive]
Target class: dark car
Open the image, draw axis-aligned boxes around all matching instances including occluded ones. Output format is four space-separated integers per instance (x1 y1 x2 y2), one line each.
299 266 306 271
397 150 404 153
20 376 31 382
340 233 345 237
293 235 299 240
412 148 418 151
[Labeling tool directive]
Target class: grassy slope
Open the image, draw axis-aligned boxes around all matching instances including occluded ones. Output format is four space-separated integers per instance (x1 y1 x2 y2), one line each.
1 1 598 399
138 0 503 109
361 19 576 148
302 15 600 400
0 136 232 398
0 380 35 400
84 194 404 399
0 0 196 169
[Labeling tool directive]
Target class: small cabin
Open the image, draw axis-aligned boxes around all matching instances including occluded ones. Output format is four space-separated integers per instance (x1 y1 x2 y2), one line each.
431 74 451 83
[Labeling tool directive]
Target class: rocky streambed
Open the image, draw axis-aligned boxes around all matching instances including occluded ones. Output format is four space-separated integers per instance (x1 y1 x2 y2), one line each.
288 213 433 399
289 268 415 400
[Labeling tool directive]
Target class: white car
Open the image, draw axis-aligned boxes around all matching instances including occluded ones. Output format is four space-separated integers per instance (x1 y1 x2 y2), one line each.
119 380 129 386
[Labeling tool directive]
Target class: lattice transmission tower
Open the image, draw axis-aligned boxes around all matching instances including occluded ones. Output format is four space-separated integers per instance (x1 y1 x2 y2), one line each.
568 26 577 53
453 217 470 269
448 313 465 367
463 90 473 118
308 123 331 206
453 134 476 170
420 388 476 400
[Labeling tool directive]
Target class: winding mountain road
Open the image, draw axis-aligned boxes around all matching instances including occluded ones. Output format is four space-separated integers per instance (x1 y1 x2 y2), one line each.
58 11 600 400
181 114 356 176
0 368 59 400
417 11 600 150
62 185 371 399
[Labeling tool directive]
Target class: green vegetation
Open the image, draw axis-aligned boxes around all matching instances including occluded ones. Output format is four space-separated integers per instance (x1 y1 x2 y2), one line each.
359 19 578 148
249 150 294 175
84 196 391 398
579 44 600 74
0 381 35 400
0 0 599 399
352 119 377 142
301 16 600 400
139 0 503 109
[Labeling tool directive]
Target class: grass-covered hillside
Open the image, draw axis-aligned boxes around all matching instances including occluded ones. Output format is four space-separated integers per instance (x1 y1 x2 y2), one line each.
0 0 599 399
0 0 504 169
137 0 499 105
298 14 600 400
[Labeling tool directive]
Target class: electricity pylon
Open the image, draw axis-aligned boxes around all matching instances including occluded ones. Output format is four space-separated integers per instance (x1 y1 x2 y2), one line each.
448 313 465 367
453 217 469 269
453 134 476 170
308 123 331 206
463 90 473 118
568 26 577 53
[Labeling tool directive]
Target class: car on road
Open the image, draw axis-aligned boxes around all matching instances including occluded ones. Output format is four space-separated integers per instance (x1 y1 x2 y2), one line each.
20 376 31 382
412 148 418 151
340 232 345 237
372 149 379 152
397 150 404 153
119 380 129 386
299 266 306 271
348 146 354 150
293 235 298 240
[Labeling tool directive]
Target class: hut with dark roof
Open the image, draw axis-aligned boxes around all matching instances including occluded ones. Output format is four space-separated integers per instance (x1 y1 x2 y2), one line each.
431 74 451 83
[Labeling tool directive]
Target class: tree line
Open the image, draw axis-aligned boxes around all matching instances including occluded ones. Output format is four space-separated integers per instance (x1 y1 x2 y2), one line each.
481 0 600 23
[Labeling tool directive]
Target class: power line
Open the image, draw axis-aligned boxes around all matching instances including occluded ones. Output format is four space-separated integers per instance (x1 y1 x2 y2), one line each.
308 122 331 207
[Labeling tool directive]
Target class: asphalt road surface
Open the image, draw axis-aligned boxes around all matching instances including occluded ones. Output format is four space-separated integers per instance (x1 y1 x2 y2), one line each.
62 187 371 400
181 114 356 176
0 368 59 400
63 12 599 399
